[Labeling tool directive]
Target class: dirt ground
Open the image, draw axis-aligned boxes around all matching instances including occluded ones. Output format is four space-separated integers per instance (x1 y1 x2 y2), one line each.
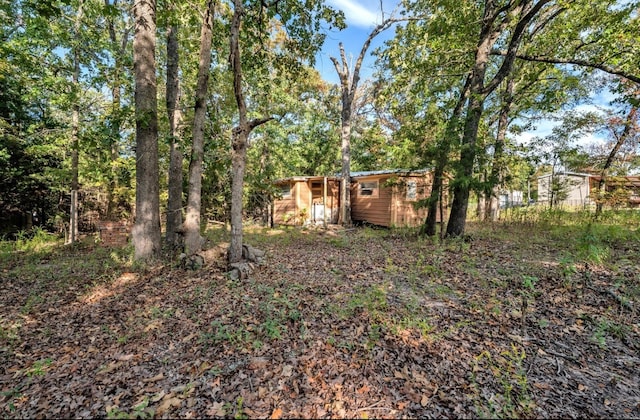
1 222 638 418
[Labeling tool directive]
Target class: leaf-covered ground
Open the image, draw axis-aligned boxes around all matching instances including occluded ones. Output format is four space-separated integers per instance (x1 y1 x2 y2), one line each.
1 220 639 419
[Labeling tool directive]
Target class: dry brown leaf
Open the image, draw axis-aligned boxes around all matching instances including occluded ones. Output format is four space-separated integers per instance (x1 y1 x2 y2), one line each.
116 354 135 362
156 396 182 416
205 402 226 417
270 407 283 419
143 373 164 383
150 391 166 403
282 365 294 377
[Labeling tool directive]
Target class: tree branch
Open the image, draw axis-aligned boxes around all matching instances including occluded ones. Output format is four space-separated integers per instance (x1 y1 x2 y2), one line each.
490 50 640 85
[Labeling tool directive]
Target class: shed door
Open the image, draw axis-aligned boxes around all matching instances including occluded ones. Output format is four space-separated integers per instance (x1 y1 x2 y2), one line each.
312 202 325 223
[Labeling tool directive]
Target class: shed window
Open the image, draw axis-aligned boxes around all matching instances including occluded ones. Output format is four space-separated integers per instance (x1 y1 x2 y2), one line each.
406 181 417 200
280 184 291 198
359 181 378 197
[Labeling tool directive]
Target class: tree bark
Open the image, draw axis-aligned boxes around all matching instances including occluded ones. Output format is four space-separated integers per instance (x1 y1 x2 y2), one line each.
489 76 515 222
422 77 469 236
595 107 637 217
184 0 214 256
165 21 184 251
132 0 161 261
67 0 84 244
228 0 273 264
330 17 400 227
446 0 549 237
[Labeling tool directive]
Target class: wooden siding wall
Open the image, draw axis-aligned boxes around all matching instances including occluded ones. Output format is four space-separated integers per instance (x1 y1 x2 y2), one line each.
351 174 439 227
273 186 297 225
274 179 341 225
391 175 431 227
350 176 393 226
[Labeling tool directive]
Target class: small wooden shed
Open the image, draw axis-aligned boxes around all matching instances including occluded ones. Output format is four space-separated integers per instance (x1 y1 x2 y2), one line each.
273 176 340 225
350 169 440 227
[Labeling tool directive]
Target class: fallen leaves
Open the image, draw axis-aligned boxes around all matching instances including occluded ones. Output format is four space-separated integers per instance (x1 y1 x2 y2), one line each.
1 224 639 419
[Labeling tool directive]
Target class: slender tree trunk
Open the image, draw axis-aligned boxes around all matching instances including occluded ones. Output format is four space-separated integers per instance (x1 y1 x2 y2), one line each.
330 18 399 226
595 107 637 218
69 51 80 244
447 88 485 237
489 77 515 222
229 125 248 263
228 0 272 263
165 22 184 250
422 81 468 236
184 0 214 256
132 0 161 261
339 97 352 226
446 0 544 236
67 1 84 244
104 0 129 219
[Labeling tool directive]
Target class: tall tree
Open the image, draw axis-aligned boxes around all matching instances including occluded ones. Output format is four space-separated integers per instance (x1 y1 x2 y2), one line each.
164 7 184 250
227 0 273 263
446 0 552 237
183 0 215 257
67 0 84 244
331 15 400 227
132 0 161 261
226 0 343 264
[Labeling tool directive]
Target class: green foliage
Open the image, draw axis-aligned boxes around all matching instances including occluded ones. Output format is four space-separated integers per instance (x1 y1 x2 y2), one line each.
472 345 533 418
25 358 52 377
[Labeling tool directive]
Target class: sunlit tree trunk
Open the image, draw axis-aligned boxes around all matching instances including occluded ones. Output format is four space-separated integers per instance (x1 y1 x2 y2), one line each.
67 0 84 244
228 0 272 263
132 0 161 261
165 21 184 251
184 0 214 256
331 17 399 227
595 107 637 218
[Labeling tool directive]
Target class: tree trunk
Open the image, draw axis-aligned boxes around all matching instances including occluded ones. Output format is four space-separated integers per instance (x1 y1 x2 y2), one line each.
488 77 515 222
339 100 352 226
165 22 184 250
446 0 543 237
330 18 399 227
184 0 214 256
67 1 83 245
104 0 129 220
422 82 469 236
132 0 161 261
595 107 637 218
447 87 485 237
229 126 248 263
227 0 272 263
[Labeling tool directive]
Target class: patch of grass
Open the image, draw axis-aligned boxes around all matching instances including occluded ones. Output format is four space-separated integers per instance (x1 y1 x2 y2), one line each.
590 316 629 349
25 358 53 377
107 397 154 419
472 344 533 418
20 292 45 315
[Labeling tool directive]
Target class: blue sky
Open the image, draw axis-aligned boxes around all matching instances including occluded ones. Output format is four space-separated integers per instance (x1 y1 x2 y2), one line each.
316 0 614 149
315 0 400 84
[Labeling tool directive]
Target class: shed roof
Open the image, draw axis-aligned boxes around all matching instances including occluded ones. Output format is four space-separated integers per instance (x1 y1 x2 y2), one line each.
536 171 593 179
349 169 429 178
274 175 340 184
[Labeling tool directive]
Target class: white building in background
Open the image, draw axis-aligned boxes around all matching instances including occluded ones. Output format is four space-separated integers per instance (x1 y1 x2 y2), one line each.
537 172 593 208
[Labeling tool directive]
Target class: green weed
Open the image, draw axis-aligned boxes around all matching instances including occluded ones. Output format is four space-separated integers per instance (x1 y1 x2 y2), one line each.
25 358 53 377
472 344 533 418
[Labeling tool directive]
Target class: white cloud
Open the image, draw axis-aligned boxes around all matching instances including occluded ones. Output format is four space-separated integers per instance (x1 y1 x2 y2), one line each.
327 0 381 28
